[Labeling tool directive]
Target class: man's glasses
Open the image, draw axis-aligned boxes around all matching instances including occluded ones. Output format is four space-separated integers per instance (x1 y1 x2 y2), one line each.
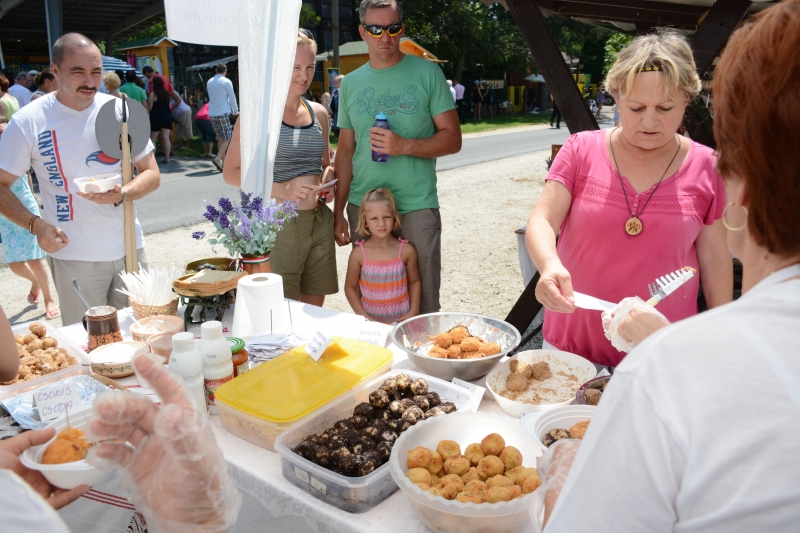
363 22 403 38
299 28 315 40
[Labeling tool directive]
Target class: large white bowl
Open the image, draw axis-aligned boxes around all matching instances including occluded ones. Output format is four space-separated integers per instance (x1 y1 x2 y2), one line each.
485 350 597 417
520 405 597 453
20 402 118 489
89 341 148 378
389 411 542 533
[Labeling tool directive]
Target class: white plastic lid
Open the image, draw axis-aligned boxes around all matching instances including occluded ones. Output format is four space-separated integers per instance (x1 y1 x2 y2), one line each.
172 331 195 352
201 320 223 339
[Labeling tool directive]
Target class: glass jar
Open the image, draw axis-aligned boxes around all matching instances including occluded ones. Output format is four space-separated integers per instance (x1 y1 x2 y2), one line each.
229 337 249 378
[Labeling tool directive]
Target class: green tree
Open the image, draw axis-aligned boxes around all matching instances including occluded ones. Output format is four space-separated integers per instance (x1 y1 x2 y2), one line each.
300 4 321 28
543 15 612 84
604 32 633 75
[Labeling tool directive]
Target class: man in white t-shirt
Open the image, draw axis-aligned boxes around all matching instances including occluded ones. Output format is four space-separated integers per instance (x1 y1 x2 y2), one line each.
0 33 160 326
206 63 239 172
8 72 32 108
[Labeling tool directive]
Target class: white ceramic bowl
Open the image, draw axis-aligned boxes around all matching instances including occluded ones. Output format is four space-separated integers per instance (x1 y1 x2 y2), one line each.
520 405 597 453
89 341 148 377
20 402 118 489
485 350 597 417
389 411 542 533
73 173 121 194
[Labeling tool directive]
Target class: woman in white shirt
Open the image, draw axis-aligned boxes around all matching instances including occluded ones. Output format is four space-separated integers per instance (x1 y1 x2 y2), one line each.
536 3 800 532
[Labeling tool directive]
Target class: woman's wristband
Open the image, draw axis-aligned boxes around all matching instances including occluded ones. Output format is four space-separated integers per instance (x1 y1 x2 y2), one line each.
28 215 40 235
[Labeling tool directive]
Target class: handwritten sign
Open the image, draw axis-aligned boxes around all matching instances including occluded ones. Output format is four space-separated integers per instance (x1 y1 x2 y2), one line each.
305 331 332 362
346 322 392 346
451 378 486 406
33 383 81 422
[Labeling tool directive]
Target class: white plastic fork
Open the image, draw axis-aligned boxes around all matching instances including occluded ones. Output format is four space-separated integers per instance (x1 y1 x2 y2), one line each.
646 267 697 306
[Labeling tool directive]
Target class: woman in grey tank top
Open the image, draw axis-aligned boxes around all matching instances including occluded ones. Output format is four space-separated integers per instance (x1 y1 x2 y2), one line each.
223 30 338 304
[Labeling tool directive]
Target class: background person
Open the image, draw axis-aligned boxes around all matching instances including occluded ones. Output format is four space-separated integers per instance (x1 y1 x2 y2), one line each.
472 79 482 120
119 70 147 106
141 65 173 95
146 76 173 164
8 72 31 108
334 0 462 315
171 93 193 150
102 72 122 98
525 31 732 368
194 102 216 158
330 74 344 134
207 63 238 172
535 4 800 530
0 74 20 120
31 70 57 101
453 79 466 124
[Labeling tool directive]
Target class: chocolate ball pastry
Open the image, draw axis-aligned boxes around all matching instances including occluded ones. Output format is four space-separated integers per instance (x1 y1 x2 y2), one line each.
431 333 453 349
440 402 457 414
449 326 470 344
413 395 430 411
402 406 424 425
388 400 405 419
509 360 533 378
477 455 505 480
334 420 355 433
338 454 357 476
373 419 389 432
499 446 523 471
399 398 416 411
380 430 398 444
464 443 485 466
387 419 403 433
436 440 462 461
399 420 413 433
380 377 397 395
506 373 528 392
480 433 506 456
308 433 327 446
362 425 381 441
373 408 390 421
395 373 412 392
327 434 347 450
426 391 442 407
349 415 370 429
369 389 390 409
410 377 429 397
530 361 553 381
542 428 572 447
351 442 367 455
343 429 362 447
331 446 352 466
353 402 375 419
424 406 446 419
407 446 434 470
293 440 314 459
443 455 471 476
376 441 393 462
311 445 332 467
585 388 602 405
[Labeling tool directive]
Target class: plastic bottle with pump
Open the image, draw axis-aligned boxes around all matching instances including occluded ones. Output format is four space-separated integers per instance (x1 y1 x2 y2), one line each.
169 332 208 415
372 111 390 162
199 321 234 415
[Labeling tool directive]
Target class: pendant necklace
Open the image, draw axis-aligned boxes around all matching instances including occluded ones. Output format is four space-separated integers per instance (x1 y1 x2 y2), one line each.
609 127 681 236
284 104 302 120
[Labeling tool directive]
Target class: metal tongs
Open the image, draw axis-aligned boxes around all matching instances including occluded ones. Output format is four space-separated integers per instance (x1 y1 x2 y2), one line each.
645 266 696 306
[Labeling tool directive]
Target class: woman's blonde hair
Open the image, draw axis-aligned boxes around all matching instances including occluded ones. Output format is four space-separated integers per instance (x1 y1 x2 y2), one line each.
297 30 318 53
357 188 402 236
605 31 701 103
103 71 121 91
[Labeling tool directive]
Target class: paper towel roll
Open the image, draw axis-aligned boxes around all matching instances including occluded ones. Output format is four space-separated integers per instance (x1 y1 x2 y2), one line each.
232 274 291 338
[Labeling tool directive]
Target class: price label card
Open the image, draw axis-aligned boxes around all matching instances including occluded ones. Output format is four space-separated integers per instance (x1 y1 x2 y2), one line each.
33 383 81 422
451 378 486 406
305 331 332 362
346 321 392 346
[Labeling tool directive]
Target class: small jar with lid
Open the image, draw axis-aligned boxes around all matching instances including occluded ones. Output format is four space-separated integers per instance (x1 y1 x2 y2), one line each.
228 337 249 378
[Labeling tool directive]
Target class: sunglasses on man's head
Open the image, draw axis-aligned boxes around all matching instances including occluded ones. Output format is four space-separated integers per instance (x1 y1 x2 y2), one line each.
363 22 403 38
299 28 315 40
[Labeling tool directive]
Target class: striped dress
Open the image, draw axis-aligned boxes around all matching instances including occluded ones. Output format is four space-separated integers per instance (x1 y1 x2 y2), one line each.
357 238 411 324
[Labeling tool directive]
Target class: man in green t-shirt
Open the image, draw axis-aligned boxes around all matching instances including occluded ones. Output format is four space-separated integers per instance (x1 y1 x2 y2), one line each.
119 70 147 106
334 0 461 314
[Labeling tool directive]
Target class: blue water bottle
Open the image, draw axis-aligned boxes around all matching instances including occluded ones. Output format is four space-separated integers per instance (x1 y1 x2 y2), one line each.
372 111 390 163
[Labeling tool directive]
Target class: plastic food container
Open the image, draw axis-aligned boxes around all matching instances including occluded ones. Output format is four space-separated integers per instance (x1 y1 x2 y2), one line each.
389 411 542 533
19 402 118 489
520 405 596 452
72 173 121 194
89 341 148 378
130 315 184 343
485 350 596 417
215 337 393 452
275 369 481 513
1 322 90 400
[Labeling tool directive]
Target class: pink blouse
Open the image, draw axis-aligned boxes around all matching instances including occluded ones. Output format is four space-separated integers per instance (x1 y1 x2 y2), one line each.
543 130 726 367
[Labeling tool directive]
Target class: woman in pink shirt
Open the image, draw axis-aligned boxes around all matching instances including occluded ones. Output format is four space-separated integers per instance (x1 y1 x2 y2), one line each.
525 32 732 368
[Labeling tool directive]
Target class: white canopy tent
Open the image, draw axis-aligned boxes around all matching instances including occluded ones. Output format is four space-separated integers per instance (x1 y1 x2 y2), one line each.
164 0 301 197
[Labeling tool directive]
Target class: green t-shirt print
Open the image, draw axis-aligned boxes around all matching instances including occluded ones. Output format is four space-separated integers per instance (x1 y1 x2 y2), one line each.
338 54 455 214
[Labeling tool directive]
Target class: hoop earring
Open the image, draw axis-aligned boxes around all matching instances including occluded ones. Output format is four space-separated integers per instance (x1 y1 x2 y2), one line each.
722 201 748 231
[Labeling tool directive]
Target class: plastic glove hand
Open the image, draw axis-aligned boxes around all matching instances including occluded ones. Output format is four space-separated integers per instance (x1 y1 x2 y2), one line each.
88 354 241 533
529 439 582 532
601 296 670 353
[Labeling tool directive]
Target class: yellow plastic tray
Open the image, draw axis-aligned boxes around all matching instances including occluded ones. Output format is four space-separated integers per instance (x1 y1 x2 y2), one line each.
215 337 393 424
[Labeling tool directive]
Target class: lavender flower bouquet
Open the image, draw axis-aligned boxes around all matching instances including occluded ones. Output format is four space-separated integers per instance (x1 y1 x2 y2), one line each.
193 191 298 259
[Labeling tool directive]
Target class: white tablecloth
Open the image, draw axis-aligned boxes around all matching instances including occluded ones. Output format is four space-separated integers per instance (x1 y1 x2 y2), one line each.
54 302 538 533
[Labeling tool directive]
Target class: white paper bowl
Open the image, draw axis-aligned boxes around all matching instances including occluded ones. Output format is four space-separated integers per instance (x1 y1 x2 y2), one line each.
73 173 121 194
19 402 118 489
389 411 542 533
485 350 597 417
520 405 597 453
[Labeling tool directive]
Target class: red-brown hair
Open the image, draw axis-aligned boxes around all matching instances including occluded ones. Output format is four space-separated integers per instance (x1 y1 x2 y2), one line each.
0 75 8 93
714 0 800 256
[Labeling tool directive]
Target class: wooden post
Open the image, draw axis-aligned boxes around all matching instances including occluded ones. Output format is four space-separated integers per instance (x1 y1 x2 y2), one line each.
332 0 340 68
505 0 598 133
120 95 137 274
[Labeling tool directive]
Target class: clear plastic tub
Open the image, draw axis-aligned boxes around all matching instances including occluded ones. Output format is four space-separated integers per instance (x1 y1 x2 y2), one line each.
275 370 481 513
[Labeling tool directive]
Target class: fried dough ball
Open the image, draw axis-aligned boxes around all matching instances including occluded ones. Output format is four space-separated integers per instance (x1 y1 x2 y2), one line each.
506 373 528 392
407 446 434 470
428 346 448 359
585 388 603 405
509 360 533 378
415 482 431 491
569 420 590 439
486 474 514 488
530 361 553 381
29 322 47 338
443 455 471 476
461 467 480 483
463 351 483 359
463 479 488 495
456 491 483 504
431 333 453 349
522 472 542 493
507 485 523 499
41 439 86 465
460 337 481 353
465 443 485 466
42 338 58 349
477 455 505 480
427 450 443 475
406 467 432 485
480 433 506 456
427 486 452 499
505 466 538 487
436 440 461 461
499 446 523 471
446 345 463 359
26 339 44 352
479 342 501 356
542 428 572 448
22 334 37 345
14 334 25 345
483 486 514 503
438 474 465 493
448 327 469 344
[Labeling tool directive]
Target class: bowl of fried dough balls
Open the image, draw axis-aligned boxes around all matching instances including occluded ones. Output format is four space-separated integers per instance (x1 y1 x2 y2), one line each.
391 313 521 382
389 411 542 533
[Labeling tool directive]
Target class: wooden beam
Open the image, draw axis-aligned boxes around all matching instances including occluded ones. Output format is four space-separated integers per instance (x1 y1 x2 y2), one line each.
506 0 599 133
690 0 751 77
106 1 164 38
0 0 26 21
553 2 701 28
562 0 707 16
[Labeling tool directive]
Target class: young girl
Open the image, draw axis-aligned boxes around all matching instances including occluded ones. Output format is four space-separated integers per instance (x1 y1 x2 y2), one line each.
344 188 421 324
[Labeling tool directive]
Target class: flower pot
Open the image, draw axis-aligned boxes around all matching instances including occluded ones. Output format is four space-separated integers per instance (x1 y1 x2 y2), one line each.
241 255 272 275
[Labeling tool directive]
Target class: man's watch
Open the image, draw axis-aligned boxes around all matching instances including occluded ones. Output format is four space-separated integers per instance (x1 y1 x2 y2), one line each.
114 189 127 207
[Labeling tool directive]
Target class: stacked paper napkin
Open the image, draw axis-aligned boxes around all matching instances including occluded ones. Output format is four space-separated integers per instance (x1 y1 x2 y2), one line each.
246 333 308 365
